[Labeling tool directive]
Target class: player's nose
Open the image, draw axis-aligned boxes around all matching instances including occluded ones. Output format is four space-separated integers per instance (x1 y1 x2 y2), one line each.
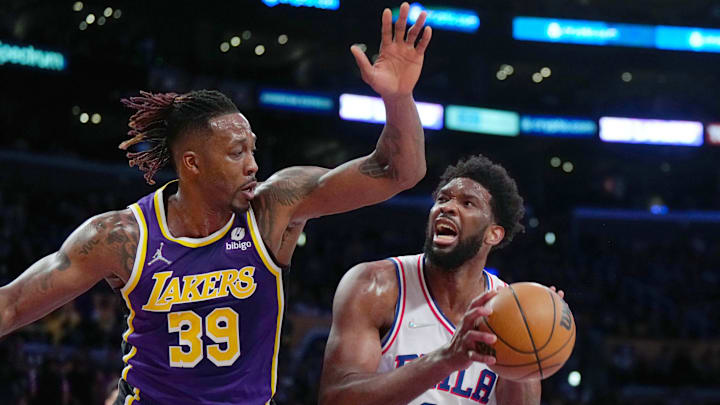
245 154 258 177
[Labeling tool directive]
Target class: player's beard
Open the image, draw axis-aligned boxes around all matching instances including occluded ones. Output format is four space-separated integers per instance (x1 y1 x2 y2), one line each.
423 224 486 272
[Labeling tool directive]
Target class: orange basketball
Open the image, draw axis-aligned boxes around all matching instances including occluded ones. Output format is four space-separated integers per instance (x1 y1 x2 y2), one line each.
476 282 576 381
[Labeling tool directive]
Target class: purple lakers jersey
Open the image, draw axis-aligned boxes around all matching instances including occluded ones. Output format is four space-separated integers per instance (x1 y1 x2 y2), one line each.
118 181 284 405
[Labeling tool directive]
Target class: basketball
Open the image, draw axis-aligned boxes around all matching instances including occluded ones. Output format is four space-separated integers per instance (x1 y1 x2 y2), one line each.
476 282 576 381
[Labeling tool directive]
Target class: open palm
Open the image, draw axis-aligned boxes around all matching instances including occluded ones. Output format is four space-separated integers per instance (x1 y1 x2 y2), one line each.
351 3 432 99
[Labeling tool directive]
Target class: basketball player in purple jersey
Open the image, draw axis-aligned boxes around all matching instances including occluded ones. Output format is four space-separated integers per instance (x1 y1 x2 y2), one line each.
0 3 431 404
320 155 564 405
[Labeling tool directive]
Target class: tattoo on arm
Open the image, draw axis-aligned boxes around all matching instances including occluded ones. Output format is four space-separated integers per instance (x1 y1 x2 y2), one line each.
263 172 320 207
359 124 401 180
359 155 393 179
104 213 139 277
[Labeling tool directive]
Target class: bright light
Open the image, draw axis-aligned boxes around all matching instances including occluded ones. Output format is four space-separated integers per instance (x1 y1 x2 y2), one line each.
550 157 561 167
230 36 241 47
91 113 101 124
0 41 67 70
278 34 288 45
297 232 307 247
86 13 95 24
568 371 581 387
73 1 84 12
97 16 106 25
72 106 81 115
621 72 632 82
113 9 122 19
242 30 252 40
79 21 88 30
599 117 704 146
545 232 556 246
562 161 574 173
529 217 539 228
501 64 514 75
340 94 444 130
262 0 340 10
496 70 507 80
540 67 552 77
219 42 230 53
79 113 89 124
532 72 543 83
521 115 597 137
255 45 266 55
103 7 113 17
445 105 519 136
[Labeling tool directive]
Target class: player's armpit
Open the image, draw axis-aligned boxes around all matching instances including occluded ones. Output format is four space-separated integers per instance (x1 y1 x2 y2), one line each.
0 209 139 338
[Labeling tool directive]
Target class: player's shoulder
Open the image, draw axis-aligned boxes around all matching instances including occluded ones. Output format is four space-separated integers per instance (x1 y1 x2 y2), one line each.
342 258 399 291
84 208 139 239
333 258 400 328
256 166 328 201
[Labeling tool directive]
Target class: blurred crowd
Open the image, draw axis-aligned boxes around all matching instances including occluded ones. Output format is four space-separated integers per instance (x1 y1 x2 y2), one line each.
1 165 719 405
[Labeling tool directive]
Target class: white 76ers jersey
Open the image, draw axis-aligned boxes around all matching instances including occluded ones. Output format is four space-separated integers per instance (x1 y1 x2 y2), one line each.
377 254 508 405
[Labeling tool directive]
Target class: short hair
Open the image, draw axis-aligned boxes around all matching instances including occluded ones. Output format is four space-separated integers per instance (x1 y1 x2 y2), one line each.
432 154 525 249
119 89 239 184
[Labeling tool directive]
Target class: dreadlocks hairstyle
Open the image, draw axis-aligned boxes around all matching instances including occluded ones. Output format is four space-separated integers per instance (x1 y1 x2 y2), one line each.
119 89 240 185
433 154 525 250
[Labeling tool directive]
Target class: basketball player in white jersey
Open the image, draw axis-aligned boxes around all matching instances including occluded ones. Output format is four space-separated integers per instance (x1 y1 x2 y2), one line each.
319 154 563 405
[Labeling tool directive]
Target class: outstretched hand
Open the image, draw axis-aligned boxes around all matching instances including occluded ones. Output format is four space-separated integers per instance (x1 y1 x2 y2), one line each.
351 2 432 99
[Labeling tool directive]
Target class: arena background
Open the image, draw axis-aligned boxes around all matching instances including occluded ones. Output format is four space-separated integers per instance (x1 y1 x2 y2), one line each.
1 1 719 404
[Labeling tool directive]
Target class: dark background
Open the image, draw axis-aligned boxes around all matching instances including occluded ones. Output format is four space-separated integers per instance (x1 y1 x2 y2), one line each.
1 1 719 404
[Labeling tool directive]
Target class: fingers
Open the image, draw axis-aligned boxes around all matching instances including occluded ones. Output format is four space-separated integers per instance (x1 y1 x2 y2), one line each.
415 26 432 54
406 10 427 44
464 330 497 365
350 45 372 78
550 285 565 299
394 2 409 42
468 351 497 365
467 289 498 311
465 329 497 346
380 8 392 46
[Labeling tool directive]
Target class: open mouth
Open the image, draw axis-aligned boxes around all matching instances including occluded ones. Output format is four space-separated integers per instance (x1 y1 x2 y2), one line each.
433 218 459 246
240 181 257 199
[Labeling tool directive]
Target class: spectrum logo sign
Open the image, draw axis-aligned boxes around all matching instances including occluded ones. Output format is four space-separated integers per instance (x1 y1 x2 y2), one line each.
707 123 720 145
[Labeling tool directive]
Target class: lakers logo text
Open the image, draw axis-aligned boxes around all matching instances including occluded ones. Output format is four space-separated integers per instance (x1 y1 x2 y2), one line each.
142 266 257 312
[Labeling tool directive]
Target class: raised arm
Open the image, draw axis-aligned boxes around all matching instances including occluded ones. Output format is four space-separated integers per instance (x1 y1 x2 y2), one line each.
319 261 498 405
256 4 431 225
0 209 138 338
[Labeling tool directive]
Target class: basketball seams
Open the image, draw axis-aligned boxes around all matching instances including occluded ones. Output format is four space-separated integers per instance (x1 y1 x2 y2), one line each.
534 289 557 352
508 285 544 379
482 317 536 354
494 324 576 367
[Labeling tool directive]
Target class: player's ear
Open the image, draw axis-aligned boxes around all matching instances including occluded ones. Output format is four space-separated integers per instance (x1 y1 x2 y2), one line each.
485 225 505 247
181 151 200 175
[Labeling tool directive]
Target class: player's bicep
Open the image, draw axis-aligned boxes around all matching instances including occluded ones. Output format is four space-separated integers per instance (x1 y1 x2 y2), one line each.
321 263 394 383
0 210 137 336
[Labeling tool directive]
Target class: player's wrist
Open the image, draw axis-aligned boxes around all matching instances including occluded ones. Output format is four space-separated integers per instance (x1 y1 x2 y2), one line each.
380 92 415 105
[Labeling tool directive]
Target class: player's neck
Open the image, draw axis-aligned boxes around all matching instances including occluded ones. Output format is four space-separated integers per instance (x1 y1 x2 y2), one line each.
165 183 233 238
424 254 488 324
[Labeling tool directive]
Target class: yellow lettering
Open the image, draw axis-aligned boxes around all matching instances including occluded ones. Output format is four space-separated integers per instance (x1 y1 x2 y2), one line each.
142 271 174 312
218 269 238 298
230 266 256 299
158 277 181 309
180 275 202 302
201 273 220 300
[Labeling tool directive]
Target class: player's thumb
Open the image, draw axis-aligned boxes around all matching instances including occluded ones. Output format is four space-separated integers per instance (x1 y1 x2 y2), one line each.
350 45 372 79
